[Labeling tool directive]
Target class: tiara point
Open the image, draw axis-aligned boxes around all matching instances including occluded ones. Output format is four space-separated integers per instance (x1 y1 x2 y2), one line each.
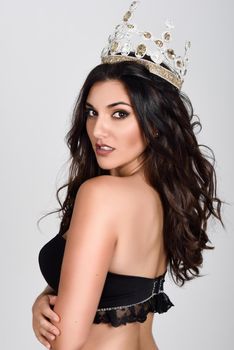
101 46 109 58
175 57 183 68
115 24 126 34
135 43 147 58
110 41 119 54
130 1 140 11
155 39 164 48
127 23 135 30
115 31 125 40
123 11 132 22
121 42 131 56
162 31 172 42
108 34 115 43
101 2 190 90
167 49 176 60
143 32 152 39
185 40 191 52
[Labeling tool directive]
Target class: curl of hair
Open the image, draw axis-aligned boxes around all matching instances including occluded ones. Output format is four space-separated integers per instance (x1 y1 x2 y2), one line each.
37 59 223 286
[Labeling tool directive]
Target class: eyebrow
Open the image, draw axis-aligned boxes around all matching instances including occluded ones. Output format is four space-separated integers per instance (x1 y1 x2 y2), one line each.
85 101 132 108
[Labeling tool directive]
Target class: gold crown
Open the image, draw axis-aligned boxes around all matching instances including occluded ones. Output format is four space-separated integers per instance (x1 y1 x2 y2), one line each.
101 1 191 90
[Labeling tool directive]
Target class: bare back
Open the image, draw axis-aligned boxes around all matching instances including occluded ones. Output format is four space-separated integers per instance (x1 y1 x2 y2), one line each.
109 174 168 279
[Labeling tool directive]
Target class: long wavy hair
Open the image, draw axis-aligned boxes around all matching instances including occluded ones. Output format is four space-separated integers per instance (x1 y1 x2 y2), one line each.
37 60 223 286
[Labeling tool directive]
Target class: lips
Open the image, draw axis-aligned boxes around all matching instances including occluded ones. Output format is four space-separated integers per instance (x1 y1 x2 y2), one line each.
95 143 115 149
95 143 115 156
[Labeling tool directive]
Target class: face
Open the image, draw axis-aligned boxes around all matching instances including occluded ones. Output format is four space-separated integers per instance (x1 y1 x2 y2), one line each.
85 80 147 177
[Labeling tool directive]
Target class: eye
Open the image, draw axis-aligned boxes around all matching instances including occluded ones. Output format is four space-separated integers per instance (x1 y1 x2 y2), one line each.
85 108 96 118
112 110 129 119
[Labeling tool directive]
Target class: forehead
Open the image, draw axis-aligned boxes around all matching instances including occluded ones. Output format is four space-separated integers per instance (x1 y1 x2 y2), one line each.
87 80 130 103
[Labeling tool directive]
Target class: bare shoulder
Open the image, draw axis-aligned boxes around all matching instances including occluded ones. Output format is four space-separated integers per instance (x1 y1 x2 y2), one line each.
65 176 124 242
78 175 160 208
75 175 125 217
79 175 125 198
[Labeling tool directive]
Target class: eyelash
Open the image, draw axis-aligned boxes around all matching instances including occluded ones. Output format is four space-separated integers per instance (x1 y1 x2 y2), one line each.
85 108 129 120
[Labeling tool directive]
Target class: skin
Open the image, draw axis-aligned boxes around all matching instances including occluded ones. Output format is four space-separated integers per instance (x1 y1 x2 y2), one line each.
32 80 166 350
85 79 148 177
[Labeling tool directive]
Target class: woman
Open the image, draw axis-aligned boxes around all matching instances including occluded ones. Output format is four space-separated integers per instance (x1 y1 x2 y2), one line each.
32 3 223 350
32 62 223 349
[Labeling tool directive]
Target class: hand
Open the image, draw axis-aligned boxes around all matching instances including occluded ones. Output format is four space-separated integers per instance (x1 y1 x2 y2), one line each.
32 293 60 349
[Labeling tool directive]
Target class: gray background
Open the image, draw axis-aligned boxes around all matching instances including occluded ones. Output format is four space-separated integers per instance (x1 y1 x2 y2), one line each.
1 0 233 349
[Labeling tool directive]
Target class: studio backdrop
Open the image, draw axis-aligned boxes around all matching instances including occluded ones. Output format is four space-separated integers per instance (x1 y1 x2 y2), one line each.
0 0 233 349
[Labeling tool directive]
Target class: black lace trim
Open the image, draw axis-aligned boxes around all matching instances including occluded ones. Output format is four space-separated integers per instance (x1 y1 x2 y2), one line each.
93 291 174 327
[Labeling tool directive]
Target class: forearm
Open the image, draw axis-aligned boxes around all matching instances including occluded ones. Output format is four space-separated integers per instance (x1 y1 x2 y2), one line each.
51 335 85 350
50 302 86 350
50 320 87 350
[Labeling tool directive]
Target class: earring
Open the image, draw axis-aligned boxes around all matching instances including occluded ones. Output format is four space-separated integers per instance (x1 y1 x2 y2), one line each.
152 129 159 138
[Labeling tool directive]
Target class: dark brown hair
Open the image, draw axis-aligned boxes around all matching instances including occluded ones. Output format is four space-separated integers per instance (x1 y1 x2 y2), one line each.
38 60 223 286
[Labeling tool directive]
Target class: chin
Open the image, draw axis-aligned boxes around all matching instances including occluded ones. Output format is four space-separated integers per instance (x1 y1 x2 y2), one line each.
96 160 119 171
99 165 116 171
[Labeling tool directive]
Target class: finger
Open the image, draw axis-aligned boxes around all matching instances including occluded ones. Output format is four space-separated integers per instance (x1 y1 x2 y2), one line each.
40 318 60 336
43 306 60 323
40 328 56 342
36 334 51 349
48 295 57 304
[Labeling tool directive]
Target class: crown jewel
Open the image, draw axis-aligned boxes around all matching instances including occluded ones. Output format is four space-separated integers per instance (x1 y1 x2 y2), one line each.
101 1 191 89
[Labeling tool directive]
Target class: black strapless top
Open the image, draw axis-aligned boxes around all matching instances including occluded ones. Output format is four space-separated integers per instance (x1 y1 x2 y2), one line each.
38 232 174 327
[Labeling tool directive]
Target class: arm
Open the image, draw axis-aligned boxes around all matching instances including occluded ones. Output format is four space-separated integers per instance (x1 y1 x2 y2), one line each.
50 177 119 350
32 285 60 349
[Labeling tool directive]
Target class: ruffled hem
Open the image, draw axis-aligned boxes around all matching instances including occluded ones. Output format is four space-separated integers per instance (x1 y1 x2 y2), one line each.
93 292 174 327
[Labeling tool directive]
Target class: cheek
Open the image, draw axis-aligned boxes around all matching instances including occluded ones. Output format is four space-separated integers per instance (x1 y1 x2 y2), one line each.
86 121 92 138
121 120 145 149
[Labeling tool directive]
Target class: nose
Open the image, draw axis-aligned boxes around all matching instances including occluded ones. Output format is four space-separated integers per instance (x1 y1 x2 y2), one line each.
92 114 110 139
